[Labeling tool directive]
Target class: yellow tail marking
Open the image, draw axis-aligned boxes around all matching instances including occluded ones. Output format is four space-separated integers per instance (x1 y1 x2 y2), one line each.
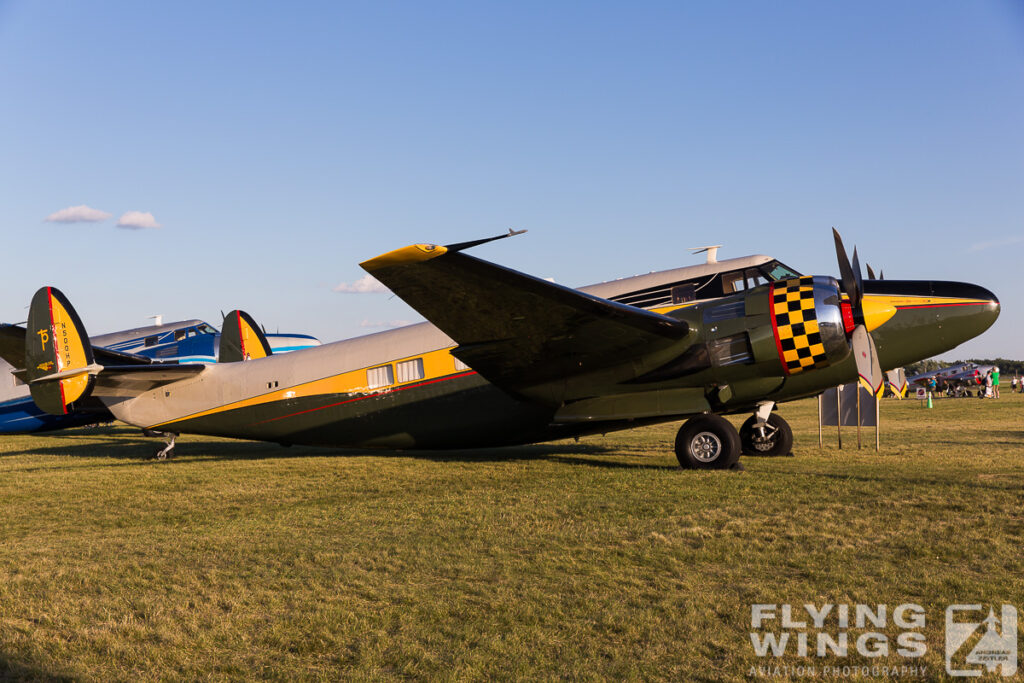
48 292 91 404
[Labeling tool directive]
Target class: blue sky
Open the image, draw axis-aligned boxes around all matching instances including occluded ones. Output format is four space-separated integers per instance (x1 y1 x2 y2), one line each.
1 1 1021 359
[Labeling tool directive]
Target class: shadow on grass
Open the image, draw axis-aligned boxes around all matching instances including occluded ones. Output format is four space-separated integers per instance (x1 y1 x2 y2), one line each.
10 427 679 469
0 655 74 682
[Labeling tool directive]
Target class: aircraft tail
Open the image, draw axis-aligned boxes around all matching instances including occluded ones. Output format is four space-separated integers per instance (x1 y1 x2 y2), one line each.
25 287 98 415
219 310 272 362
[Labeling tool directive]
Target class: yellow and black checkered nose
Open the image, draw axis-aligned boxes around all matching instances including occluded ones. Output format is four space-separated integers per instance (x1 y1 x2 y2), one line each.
771 276 831 375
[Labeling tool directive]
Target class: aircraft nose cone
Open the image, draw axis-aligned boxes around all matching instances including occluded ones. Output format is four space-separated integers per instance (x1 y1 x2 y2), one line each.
929 281 1000 346
862 280 999 362
952 282 1000 323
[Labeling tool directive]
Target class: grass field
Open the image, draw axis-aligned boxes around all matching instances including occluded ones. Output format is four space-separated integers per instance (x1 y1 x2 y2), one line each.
0 392 1022 681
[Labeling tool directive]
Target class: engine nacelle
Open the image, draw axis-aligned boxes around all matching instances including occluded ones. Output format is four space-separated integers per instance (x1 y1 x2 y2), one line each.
767 275 851 375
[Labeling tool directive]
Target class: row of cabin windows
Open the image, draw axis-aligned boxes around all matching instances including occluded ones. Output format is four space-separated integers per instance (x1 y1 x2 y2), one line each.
366 355 469 390
367 358 425 389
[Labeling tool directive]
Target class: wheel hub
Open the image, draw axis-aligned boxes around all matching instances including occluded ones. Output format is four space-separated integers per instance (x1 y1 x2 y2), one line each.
751 424 779 452
690 431 722 462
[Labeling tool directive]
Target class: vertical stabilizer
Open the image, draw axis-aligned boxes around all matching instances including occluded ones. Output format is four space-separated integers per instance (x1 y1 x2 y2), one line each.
25 287 95 414
219 310 273 362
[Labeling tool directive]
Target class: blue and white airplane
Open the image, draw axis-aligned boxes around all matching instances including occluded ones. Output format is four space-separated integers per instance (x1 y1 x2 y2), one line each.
0 318 319 433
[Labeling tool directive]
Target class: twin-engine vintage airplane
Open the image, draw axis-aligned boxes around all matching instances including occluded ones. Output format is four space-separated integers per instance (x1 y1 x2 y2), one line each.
5 230 999 468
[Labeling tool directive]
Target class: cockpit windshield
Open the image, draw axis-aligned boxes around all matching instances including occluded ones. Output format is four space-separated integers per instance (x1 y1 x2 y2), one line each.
197 323 218 335
761 261 800 281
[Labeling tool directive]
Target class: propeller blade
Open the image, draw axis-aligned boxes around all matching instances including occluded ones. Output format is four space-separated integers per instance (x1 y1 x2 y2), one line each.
851 326 884 396
866 264 877 280
832 227 861 307
851 247 864 300
886 367 908 399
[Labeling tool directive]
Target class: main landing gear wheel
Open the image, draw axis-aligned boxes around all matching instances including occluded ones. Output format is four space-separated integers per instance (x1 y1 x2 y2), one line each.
739 413 794 457
674 415 742 470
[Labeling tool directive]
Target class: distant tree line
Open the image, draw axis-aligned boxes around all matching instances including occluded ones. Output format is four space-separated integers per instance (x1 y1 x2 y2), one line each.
904 358 1024 377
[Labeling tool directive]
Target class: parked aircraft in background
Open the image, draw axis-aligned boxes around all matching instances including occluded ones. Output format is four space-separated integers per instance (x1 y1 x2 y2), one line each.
908 362 995 397
96 319 319 362
0 319 320 433
2 229 999 468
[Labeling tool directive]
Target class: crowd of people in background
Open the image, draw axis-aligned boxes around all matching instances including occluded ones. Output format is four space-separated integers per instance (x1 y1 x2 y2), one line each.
924 366 1024 398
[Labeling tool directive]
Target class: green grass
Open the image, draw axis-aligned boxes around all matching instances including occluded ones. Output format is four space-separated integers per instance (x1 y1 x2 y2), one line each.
0 393 1022 681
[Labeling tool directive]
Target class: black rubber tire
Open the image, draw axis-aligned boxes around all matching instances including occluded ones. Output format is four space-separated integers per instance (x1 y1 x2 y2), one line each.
739 413 794 457
674 415 741 469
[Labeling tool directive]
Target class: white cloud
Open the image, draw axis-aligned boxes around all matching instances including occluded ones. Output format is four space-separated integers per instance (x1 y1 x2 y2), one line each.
359 319 411 329
333 274 388 293
45 204 112 223
116 211 162 229
969 235 1024 252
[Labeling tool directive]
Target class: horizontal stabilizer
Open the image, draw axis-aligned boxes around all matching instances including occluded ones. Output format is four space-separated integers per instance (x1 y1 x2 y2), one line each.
219 310 272 362
2 323 155 370
0 324 26 370
361 243 691 398
91 364 206 396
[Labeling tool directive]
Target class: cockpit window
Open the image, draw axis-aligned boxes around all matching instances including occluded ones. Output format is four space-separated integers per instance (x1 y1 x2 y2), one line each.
721 271 746 293
197 323 218 335
745 269 768 289
174 329 187 341
762 261 801 281
671 284 696 304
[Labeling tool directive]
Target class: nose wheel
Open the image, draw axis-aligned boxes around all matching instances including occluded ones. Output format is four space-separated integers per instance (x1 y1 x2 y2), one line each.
674 415 742 469
738 413 793 457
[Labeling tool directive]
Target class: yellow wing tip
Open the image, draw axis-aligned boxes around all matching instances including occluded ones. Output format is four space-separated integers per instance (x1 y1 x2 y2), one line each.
360 244 448 271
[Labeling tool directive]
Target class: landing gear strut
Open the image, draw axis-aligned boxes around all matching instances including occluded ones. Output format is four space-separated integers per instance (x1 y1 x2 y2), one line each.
674 414 742 470
739 404 793 457
143 430 178 460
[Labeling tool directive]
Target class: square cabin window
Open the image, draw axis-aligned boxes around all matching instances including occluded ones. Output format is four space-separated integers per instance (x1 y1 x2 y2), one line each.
396 358 424 383
367 364 394 389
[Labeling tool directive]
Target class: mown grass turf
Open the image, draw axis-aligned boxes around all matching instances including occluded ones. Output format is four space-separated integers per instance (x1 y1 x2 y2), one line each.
0 392 1021 681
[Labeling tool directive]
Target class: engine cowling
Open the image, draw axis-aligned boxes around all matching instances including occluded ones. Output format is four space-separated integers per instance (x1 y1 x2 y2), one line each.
767 275 851 375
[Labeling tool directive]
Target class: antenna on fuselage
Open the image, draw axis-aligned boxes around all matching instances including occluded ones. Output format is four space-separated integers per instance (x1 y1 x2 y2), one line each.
689 245 723 264
148 314 163 327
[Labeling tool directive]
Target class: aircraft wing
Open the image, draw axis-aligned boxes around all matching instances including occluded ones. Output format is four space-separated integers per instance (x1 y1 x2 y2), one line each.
1 323 158 372
361 243 693 401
